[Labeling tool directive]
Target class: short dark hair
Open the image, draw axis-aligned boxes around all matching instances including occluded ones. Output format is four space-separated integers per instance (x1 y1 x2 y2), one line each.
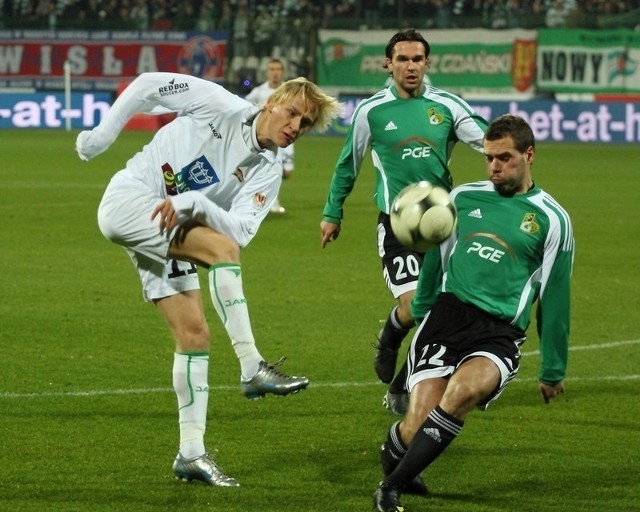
385 28 430 61
485 115 535 152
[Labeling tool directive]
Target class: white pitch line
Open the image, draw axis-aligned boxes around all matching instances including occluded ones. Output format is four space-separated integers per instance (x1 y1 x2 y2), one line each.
521 338 640 357
1 339 638 400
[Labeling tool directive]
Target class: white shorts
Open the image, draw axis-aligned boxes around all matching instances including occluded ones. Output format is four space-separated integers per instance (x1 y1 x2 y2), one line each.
98 172 201 301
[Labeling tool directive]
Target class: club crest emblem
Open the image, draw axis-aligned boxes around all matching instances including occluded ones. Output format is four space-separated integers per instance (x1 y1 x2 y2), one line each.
428 107 444 125
520 213 539 234
176 156 220 193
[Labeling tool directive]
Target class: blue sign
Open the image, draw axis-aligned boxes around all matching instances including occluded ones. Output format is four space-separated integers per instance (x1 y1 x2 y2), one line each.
327 93 640 143
0 91 111 129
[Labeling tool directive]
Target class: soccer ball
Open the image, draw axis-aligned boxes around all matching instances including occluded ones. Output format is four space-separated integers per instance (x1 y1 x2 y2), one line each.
390 181 457 251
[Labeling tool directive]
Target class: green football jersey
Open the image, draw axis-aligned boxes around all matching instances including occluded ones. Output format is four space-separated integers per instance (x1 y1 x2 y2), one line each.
412 181 574 384
322 85 488 223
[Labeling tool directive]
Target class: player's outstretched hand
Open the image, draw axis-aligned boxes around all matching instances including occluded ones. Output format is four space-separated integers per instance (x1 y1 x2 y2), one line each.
320 221 341 248
539 381 564 404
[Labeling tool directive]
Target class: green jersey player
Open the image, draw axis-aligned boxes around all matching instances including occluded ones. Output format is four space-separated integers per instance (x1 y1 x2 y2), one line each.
320 28 488 414
374 115 574 512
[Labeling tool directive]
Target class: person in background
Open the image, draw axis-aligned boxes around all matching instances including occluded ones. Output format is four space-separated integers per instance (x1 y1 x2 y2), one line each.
246 58 294 214
76 72 341 488
374 114 574 511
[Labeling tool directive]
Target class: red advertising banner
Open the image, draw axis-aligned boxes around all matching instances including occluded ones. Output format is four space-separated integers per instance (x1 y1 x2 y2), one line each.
0 30 227 90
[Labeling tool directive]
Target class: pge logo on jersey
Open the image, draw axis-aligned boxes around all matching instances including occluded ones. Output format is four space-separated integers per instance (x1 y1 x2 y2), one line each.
402 146 432 160
467 242 505 263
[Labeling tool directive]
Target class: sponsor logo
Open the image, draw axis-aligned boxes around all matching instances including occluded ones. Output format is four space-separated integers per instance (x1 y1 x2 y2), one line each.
401 146 431 159
468 208 482 218
396 137 434 160
423 427 442 443
176 155 220 193
384 120 397 131
158 78 190 97
466 241 506 263
464 232 515 259
208 122 222 139
162 162 177 196
224 298 247 306
520 213 539 234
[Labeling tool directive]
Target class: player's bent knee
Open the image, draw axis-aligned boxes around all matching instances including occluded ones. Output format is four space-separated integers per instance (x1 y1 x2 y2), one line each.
441 380 486 416
198 234 240 264
176 324 211 352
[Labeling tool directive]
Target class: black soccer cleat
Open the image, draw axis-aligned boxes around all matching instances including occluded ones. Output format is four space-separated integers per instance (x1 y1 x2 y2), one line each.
373 481 404 512
380 442 428 497
382 390 409 416
401 474 428 496
374 339 399 384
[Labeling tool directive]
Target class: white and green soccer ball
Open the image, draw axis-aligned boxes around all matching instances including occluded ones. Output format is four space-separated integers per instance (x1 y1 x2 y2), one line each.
390 181 457 251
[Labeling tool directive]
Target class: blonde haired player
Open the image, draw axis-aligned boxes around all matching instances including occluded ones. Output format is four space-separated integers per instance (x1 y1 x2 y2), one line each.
246 58 294 213
76 72 340 487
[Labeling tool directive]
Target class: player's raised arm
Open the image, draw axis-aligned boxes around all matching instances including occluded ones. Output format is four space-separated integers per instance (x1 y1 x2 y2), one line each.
75 72 229 161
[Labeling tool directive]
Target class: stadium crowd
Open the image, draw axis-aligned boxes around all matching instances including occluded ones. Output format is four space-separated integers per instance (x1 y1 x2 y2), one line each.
2 0 638 90
1 0 639 31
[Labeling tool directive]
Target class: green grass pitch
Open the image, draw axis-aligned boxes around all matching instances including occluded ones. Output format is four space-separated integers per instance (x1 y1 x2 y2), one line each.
0 130 638 511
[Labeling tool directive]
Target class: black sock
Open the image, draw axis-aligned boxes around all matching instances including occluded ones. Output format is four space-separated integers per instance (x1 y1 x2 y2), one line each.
378 306 409 350
386 406 464 487
388 360 408 394
380 421 406 475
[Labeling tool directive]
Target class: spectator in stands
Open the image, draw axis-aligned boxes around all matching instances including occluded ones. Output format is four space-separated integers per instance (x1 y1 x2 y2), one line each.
150 0 172 30
482 0 509 28
232 2 251 59
380 0 399 26
506 0 528 27
320 2 335 28
362 0 382 29
85 0 104 25
195 0 216 32
252 6 277 58
173 0 196 31
130 0 150 30
116 0 134 29
335 0 357 23
435 0 454 28
545 0 571 27
217 0 234 32
60 0 82 20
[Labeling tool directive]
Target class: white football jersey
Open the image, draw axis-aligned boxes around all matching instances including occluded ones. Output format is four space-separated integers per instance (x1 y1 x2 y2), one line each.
77 72 283 248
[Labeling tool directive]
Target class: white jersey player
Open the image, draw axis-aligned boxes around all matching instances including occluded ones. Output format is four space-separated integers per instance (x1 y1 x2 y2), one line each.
76 72 340 487
245 58 294 213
